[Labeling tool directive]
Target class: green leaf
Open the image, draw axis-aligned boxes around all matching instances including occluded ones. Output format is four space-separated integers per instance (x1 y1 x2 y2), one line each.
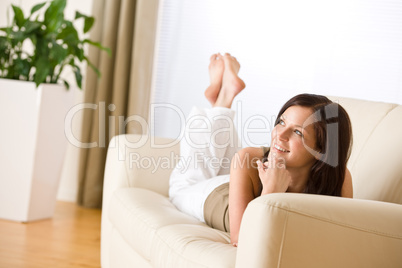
72 45 84 61
83 39 111 56
74 11 95 34
10 30 27 44
34 56 50 86
83 17 94 33
57 21 79 45
84 56 101 77
35 38 49 56
74 67 82 89
63 79 70 90
44 0 66 33
23 21 41 33
49 42 68 64
12 5 25 28
0 27 12 34
0 36 10 66
30 2 47 16
0 36 8 48
74 11 86 20
13 58 31 80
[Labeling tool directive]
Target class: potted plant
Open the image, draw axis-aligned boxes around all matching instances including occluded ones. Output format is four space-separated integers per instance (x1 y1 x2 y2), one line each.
0 0 109 222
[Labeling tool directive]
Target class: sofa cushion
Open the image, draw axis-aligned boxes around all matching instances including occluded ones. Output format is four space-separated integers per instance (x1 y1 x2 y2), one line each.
350 106 402 204
328 97 402 204
151 224 236 268
108 188 204 261
328 96 397 170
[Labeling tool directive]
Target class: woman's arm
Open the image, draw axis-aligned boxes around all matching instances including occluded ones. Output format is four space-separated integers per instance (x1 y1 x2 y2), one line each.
341 168 353 198
228 147 263 246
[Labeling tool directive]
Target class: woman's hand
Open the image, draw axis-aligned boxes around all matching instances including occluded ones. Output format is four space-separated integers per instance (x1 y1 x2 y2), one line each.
257 152 291 195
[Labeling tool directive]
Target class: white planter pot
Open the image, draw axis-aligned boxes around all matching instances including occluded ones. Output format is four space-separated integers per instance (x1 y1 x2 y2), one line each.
0 79 75 222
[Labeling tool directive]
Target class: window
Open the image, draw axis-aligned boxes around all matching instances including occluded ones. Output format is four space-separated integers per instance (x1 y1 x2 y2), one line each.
150 0 402 146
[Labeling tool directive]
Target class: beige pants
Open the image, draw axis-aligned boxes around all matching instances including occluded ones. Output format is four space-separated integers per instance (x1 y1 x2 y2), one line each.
203 182 230 232
203 146 269 233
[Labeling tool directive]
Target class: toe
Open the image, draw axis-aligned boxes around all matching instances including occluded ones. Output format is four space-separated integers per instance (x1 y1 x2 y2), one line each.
210 53 217 61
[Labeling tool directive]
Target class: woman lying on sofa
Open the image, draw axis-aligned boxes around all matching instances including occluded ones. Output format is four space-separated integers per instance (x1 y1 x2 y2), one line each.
169 53 353 247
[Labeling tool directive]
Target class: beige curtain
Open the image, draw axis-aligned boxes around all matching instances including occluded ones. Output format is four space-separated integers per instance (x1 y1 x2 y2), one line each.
77 0 159 208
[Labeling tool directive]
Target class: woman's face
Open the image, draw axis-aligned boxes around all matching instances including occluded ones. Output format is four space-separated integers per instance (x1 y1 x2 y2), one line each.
270 105 317 170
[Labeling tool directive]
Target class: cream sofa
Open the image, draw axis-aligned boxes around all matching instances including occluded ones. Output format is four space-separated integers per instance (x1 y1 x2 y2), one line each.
101 96 402 268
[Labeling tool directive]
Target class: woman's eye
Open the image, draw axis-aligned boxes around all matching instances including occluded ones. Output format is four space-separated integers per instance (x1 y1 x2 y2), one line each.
279 119 285 126
295 129 303 136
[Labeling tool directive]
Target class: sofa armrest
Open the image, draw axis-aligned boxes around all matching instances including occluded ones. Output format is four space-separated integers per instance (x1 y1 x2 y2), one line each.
235 193 402 268
103 134 179 202
101 134 179 267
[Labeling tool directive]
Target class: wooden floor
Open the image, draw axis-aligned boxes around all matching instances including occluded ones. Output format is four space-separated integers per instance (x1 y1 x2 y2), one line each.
0 201 101 268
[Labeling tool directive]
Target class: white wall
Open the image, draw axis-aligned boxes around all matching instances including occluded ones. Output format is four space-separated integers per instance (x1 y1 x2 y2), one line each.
0 0 94 202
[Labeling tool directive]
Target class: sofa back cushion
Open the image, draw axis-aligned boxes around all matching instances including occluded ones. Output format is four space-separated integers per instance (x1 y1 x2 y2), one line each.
120 134 180 197
330 97 402 204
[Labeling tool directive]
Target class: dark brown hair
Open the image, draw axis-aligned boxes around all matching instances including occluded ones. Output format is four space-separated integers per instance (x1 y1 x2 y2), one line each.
264 93 353 196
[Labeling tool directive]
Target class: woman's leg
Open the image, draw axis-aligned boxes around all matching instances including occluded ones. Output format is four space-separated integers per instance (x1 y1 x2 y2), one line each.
169 106 238 222
204 53 224 105
169 53 245 222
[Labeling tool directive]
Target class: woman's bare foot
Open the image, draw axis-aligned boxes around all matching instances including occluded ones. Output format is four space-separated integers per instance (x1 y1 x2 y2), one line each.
214 53 246 108
205 53 225 105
